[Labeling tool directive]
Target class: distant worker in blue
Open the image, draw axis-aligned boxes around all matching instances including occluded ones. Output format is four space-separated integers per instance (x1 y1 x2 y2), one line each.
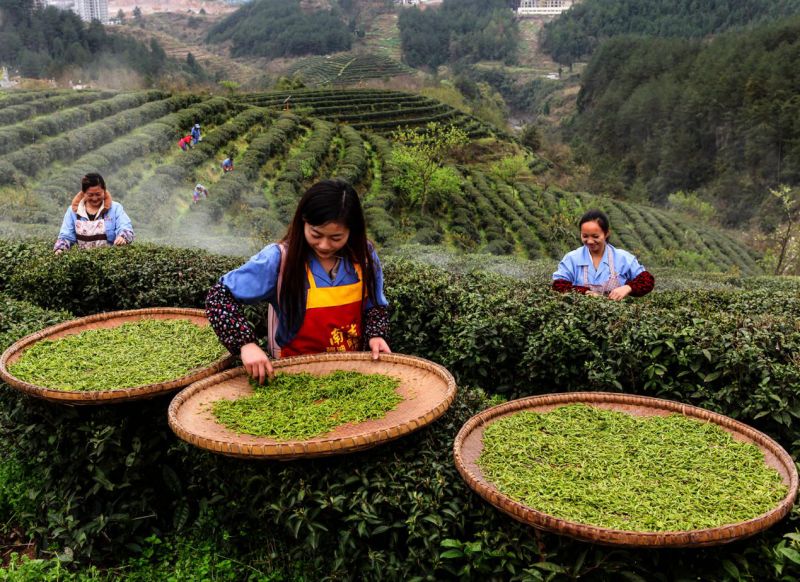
191 123 202 145
192 183 209 205
54 173 134 254
552 209 654 299
221 155 234 173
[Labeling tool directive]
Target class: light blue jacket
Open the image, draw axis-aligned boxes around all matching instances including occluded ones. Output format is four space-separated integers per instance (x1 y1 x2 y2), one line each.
553 243 645 286
220 243 388 346
55 201 134 250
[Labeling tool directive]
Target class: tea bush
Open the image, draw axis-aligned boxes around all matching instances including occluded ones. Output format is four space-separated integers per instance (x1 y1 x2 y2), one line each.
2 240 800 579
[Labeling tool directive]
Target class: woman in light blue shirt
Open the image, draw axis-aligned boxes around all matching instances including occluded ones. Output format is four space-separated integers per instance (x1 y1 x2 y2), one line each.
552 209 654 299
54 173 134 254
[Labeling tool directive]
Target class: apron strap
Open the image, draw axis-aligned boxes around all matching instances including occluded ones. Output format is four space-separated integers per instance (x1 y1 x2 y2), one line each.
267 243 287 359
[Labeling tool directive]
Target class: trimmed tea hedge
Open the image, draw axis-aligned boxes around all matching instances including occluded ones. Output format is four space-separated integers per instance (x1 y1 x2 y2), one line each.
1 240 800 579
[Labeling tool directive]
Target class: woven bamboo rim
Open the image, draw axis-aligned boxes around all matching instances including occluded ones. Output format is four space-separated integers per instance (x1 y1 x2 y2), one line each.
0 308 234 405
453 391 798 548
168 352 457 460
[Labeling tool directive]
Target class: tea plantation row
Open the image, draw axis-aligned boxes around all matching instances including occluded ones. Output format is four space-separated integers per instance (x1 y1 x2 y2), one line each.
1 90 760 273
0 240 799 579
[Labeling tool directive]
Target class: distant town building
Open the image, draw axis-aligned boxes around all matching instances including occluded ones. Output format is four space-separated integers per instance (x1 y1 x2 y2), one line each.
395 0 440 6
45 0 76 11
74 0 108 23
0 67 17 89
46 0 107 22
517 0 576 16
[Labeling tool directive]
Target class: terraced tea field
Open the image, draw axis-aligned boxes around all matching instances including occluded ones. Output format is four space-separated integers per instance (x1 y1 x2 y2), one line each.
0 88 761 273
286 53 416 86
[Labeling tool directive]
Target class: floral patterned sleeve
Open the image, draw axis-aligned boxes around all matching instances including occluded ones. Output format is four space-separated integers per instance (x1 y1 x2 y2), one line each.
626 271 655 297
363 305 390 349
205 282 257 355
552 279 589 294
54 238 73 252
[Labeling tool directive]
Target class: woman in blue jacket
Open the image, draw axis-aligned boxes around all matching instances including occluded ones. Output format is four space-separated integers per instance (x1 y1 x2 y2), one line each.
552 209 654 299
54 173 134 254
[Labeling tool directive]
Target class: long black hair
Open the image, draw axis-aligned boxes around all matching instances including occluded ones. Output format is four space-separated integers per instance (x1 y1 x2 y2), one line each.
279 179 376 334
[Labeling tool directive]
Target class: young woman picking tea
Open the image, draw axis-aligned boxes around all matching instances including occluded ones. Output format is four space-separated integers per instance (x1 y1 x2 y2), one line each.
206 180 390 383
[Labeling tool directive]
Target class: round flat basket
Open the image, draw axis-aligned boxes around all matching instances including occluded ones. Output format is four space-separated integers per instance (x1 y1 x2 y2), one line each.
168 352 457 460
453 391 798 548
0 308 234 405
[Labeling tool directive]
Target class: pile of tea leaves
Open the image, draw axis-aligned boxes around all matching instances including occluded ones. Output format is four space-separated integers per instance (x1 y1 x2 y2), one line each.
9 319 226 391
212 370 402 440
477 404 787 531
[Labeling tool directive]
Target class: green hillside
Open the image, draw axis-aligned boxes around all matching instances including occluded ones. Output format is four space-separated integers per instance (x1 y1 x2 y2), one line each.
571 19 800 228
286 53 416 86
541 0 800 64
0 88 761 273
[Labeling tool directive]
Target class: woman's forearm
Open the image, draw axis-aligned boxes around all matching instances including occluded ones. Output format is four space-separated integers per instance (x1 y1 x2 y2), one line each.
364 305 390 345
626 271 655 296
205 283 257 355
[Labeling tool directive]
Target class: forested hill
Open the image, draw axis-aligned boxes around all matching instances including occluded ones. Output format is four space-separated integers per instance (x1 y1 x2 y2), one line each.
541 0 800 65
571 18 800 227
0 0 172 83
206 0 352 59
398 0 518 69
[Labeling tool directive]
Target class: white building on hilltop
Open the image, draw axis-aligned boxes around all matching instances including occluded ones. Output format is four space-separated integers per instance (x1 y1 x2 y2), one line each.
517 0 576 16
45 0 75 9
74 0 108 23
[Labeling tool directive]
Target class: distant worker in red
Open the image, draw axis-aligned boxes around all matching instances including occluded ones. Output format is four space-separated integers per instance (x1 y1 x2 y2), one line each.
178 134 192 151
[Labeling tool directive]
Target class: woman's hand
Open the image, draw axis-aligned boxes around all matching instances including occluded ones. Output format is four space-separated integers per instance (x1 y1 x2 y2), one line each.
113 235 128 246
54 249 64 255
240 342 274 384
585 290 602 297
368 337 391 360
608 285 632 301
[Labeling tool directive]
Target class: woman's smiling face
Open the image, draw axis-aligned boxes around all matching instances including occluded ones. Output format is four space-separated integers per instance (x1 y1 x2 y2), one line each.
580 219 608 254
304 220 350 260
83 185 104 209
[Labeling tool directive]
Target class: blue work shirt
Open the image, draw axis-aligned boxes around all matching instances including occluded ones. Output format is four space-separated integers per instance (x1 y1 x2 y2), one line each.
56 201 134 247
552 243 645 286
220 243 388 347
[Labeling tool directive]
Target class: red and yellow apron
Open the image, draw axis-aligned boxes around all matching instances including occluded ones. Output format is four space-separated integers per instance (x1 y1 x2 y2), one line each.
272 258 364 358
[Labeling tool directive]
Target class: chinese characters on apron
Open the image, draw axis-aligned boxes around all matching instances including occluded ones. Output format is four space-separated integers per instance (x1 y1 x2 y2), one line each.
267 245 364 359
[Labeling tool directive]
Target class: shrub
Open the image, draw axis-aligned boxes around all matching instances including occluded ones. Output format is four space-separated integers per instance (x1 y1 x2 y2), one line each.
1 241 800 578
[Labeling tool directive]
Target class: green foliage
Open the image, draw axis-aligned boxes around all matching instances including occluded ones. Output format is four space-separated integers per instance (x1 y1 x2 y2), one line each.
0 456 33 532
0 241 240 315
0 242 800 578
520 123 542 151
572 20 800 226
766 184 800 275
286 53 413 87
398 0 519 69
667 190 716 223
390 122 468 214
488 155 529 183
0 91 166 158
207 0 352 59
0 1 171 81
0 535 285 580
541 0 800 65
